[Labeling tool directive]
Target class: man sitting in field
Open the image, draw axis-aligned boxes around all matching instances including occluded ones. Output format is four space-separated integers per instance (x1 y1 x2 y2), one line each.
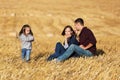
55 18 97 62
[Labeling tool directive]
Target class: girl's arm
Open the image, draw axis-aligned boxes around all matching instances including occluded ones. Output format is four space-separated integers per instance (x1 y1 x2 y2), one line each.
28 35 34 42
19 34 34 42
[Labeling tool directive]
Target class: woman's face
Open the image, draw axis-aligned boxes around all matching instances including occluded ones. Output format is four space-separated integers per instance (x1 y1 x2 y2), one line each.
25 27 30 35
65 28 73 37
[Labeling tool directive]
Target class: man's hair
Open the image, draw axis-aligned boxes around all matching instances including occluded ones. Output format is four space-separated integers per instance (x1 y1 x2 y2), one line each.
74 18 84 26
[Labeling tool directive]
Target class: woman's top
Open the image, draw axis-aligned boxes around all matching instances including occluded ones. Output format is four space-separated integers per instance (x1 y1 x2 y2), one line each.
63 35 79 49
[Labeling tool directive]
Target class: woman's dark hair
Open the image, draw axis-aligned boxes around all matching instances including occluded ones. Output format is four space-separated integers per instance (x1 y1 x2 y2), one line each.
74 18 84 26
19 24 33 36
61 25 75 36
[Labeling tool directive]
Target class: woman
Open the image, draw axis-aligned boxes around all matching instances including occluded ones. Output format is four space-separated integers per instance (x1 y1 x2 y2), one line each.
47 25 79 61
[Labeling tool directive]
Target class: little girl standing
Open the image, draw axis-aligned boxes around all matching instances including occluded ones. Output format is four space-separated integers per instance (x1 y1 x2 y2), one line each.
19 24 34 62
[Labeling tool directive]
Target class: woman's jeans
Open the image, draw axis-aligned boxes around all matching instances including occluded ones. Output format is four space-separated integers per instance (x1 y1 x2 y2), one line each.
22 48 31 61
57 44 93 62
47 42 66 61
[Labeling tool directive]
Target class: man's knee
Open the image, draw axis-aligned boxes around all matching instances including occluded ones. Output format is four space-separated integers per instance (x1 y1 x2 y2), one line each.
70 44 75 48
69 44 76 50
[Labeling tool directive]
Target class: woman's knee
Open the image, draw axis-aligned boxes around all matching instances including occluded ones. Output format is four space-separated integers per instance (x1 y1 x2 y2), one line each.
56 42 62 46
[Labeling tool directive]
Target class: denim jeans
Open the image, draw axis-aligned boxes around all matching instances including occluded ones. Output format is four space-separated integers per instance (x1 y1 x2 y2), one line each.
22 48 31 61
57 44 93 62
47 42 66 61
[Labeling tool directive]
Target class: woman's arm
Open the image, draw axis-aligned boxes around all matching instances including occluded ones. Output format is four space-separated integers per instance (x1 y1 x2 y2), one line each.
63 36 69 49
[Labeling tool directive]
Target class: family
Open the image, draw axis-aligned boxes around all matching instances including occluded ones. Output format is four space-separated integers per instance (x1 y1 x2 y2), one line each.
19 18 97 62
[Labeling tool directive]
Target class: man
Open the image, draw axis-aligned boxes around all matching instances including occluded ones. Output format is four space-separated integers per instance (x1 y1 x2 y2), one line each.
55 18 97 62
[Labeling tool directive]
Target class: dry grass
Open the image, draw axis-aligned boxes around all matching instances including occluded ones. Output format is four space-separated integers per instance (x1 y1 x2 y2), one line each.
0 0 120 80
0 37 120 80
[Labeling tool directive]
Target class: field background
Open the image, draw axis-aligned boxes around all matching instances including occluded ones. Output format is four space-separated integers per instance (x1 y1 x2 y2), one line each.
0 0 120 80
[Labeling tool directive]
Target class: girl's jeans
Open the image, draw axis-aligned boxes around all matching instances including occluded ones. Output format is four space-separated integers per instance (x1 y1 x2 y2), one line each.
22 48 31 61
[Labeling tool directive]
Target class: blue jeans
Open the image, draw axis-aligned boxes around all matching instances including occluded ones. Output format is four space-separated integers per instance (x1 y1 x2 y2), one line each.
57 44 93 62
47 42 66 61
22 48 31 61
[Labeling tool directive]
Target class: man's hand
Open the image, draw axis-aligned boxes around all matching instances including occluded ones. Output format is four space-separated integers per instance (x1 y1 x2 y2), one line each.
80 45 86 50
80 43 93 50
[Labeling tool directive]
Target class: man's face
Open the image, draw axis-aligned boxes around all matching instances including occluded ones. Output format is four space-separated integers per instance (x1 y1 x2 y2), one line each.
74 23 82 31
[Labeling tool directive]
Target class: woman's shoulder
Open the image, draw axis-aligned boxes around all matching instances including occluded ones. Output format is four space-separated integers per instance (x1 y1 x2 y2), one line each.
70 35 76 39
68 35 77 42
70 35 79 44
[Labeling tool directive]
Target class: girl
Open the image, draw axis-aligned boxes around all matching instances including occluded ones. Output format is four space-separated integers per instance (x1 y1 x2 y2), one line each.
19 24 34 62
47 25 79 61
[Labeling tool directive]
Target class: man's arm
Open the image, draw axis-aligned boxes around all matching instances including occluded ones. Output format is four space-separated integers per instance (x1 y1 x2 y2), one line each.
80 43 93 50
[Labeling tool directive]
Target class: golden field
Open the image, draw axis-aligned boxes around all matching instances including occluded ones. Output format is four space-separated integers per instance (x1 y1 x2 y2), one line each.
0 0 120 80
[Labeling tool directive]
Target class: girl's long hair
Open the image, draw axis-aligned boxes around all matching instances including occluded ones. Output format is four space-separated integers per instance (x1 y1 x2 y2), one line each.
19 24 33 36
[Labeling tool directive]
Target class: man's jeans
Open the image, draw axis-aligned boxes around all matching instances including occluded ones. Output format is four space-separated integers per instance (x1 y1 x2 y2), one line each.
22 48 31 61
57 44 93 62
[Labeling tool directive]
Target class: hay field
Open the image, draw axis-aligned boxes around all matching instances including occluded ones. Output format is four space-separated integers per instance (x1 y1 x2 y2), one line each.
0 0 120 80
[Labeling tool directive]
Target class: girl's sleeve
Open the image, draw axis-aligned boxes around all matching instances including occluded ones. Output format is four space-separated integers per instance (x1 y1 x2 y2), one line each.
28 35 34 42
19 34 34 42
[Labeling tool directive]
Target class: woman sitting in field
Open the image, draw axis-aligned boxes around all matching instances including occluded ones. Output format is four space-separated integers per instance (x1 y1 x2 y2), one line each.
47 25 79 61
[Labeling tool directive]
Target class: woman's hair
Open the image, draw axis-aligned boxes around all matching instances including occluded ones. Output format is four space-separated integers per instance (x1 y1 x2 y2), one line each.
19 24 33 36
61 25 75 36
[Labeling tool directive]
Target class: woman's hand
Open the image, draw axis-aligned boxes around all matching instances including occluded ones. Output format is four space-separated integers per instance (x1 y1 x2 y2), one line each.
64 35 70 45
64 36 68 44
65 34 71 39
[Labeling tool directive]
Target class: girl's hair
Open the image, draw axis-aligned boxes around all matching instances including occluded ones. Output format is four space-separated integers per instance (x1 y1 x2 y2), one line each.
19 24 33 36
61 25 75 36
